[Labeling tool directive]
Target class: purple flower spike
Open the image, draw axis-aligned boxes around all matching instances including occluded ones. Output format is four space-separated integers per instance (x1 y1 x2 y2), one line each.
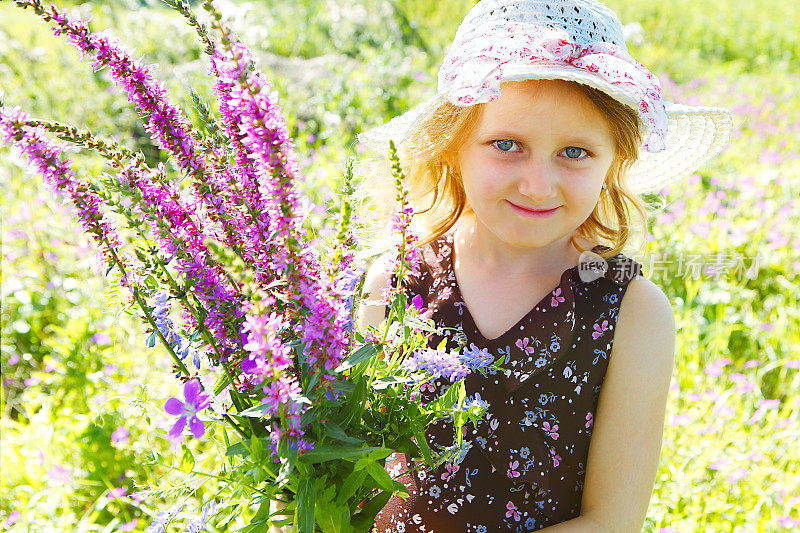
164 379 212 439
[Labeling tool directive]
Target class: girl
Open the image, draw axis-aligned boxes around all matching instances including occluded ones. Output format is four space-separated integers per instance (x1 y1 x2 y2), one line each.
356 0 734 532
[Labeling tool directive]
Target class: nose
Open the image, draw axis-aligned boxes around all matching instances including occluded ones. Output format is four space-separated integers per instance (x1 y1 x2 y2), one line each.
516 158 558 201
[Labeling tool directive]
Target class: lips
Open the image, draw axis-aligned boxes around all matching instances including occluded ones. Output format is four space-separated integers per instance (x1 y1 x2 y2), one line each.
507 200 561 217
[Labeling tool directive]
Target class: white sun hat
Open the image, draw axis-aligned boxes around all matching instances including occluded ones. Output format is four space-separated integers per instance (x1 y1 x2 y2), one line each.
357 0 735 195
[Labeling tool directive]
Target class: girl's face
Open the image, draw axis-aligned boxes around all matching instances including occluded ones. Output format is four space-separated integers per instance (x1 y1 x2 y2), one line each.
452 79 616 251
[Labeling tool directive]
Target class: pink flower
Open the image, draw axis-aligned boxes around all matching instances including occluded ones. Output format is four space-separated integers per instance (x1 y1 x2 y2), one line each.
747 398 780 426
551 287 565 307
107 487 127 500
777 516 799 527
549 447 562 467
708 459 731 470
3 511 20 527
410 294 428 313
670 414 693 427
712 403 736 417
515 337 535 355
542 421 559 440
591 320 609 340
111 426 130 445
506 460 520 478
441 462 460 481
727 468 748 484
505 501 521 521
46 465 71 484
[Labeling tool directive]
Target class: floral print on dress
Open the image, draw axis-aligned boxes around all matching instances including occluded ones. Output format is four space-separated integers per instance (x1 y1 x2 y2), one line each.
375 230 643 532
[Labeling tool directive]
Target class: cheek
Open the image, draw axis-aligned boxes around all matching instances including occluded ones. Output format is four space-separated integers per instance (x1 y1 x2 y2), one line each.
459 159 511 200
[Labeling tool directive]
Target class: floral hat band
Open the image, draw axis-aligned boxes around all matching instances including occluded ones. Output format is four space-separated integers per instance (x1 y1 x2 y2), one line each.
439 21 668 152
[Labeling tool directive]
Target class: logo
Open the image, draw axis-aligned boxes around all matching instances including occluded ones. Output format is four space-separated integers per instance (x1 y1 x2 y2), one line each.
577 250 608 282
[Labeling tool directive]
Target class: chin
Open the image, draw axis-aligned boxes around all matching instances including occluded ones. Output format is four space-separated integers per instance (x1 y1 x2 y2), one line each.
492 226 566 250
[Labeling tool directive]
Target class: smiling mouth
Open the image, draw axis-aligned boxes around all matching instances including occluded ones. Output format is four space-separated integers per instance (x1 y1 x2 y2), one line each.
507 201 561 216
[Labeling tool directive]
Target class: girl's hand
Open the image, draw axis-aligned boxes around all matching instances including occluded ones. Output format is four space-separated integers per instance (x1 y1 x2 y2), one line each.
268 498 291 533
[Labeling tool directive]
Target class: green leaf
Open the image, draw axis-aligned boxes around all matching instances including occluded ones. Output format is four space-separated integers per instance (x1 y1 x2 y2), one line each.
296 478 316 533
299 445 384 464
412 426 434 466
341 378 367 427
213 372 231 395
250 435 263 463
237 402 277 418
429 381 462 413
300 407 320 428
335 469 368 506
371 375 412 390
404 314 439 333
180 442 195 469
364 461 395 491
351 491 393 533
335 343 378 373
329 380 356 395
225 441 250 457
367 448 392 462
275 438 299 488
322 421 363 446
304 370 321 392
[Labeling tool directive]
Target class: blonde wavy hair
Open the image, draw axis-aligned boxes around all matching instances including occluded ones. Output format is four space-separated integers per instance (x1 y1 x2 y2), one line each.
358 81 652 259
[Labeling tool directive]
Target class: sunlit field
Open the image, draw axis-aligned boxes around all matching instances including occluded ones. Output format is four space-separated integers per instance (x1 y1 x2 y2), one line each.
1 0 798 531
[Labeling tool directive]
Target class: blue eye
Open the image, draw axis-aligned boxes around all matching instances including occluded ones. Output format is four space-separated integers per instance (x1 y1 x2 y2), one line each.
493 139 519 152
561 147 588 159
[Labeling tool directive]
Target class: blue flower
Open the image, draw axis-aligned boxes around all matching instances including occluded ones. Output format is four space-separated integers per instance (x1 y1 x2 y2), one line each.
538 394 549 405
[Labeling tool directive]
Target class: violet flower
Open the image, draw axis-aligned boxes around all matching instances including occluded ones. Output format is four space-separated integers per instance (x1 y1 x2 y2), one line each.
164 379 212 439
211 30 349 392
147 503 185 533
186 499 223 533
406 343 494 383
0 106 131 286
22 0 265 293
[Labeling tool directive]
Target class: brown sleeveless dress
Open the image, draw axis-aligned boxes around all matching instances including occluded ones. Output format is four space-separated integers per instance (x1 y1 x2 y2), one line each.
372 230 643 532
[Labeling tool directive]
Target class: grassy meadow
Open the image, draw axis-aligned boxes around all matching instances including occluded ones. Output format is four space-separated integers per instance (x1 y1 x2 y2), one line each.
0 0 797 531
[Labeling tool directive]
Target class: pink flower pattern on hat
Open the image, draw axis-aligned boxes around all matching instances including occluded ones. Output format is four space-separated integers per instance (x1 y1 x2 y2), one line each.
439 22 668 152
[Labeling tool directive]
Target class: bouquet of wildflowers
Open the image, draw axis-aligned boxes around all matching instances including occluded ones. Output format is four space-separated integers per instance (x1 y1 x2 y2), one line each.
0 1 497 531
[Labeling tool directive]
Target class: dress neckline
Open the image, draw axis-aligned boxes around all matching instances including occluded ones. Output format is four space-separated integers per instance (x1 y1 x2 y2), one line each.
444 230 604 343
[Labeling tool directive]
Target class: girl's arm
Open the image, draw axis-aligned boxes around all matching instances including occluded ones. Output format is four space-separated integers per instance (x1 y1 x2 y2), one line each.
356 255 392 332
537 276 677 533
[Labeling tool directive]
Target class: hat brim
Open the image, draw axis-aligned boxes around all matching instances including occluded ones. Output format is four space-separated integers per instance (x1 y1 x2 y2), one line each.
357 74 734 195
